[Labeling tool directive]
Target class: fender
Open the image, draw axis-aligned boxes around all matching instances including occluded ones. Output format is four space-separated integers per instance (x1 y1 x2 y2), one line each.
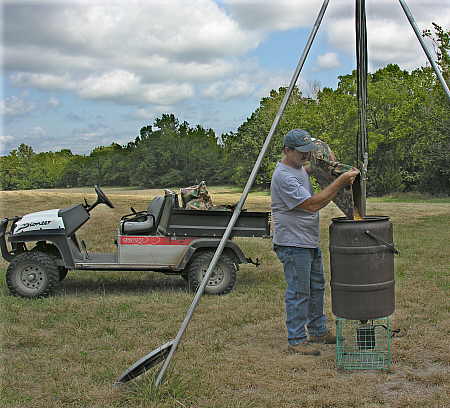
8 229 75 268
0 218 14 262
175 238 247 270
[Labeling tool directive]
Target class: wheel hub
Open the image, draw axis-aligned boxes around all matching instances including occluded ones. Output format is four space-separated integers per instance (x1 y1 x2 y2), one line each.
26 273 36 281
202 267 224 287
21 266 44 289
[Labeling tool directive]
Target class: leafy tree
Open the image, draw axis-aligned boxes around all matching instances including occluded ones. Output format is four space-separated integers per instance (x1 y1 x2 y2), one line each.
10 144 35 189
423 23 449 82
127 114 226 188
0 151 21 190
60 155 90 187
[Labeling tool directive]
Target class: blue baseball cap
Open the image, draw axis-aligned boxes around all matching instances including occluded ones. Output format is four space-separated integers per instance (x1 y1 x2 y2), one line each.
283 129 317 152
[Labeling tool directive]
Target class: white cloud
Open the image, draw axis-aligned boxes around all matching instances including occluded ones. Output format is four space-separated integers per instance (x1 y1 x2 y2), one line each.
68 123 136 151
0 135 14 143
203 83 224 99
0 96 35 116
2 126 48 153
72 123 112 143
28 126 47 137
11 70 195 105
78 70 141 100
316 52 340 70
5 1 254 106
10 72 75 91
225 0 450 72
203 78 255 100
224 0 325 31
140 83 194 105
48 97 61 108
78 132 104 140
6 0 447 105
0 135 15 155
3 1 258 80
325 0 450 71
132 105 173 120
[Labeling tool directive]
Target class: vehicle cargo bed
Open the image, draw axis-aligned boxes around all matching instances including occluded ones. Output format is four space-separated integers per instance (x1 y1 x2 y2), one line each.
159 208 270 238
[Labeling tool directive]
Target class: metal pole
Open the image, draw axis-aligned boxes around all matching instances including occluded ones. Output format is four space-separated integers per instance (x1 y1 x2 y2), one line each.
398 0 450 100
355 0 368 217
155 0 331 387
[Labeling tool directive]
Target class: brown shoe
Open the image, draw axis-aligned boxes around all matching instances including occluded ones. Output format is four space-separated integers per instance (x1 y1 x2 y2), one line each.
309 331 336 344
288 342 321 356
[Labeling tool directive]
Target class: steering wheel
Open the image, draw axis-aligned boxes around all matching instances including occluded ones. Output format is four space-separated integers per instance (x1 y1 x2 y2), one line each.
94 185 114 208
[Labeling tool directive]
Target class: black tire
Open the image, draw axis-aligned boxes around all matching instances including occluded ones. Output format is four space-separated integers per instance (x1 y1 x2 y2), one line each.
32 243 68 282
58 268 69 281
185 250 237 295
6 251 60 298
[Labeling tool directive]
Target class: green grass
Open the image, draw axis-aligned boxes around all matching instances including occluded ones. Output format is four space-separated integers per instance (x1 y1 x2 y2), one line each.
0 189 449 407
370 192 450 203
394 214 450 291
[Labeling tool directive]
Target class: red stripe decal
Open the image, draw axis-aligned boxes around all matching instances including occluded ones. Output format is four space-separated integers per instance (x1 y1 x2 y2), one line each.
120 236 194 246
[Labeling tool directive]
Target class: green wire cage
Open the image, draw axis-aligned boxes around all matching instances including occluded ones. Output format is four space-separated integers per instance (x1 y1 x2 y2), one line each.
336 317 392 370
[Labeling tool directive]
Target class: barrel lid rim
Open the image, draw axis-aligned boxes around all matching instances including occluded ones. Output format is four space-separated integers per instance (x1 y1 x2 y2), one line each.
331 215 390 223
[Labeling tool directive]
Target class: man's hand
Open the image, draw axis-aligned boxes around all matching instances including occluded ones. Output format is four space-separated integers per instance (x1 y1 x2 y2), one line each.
339 168 359 185
297 168 360 213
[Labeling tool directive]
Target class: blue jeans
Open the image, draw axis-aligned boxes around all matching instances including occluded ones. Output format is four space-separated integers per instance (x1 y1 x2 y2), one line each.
274 245 327 345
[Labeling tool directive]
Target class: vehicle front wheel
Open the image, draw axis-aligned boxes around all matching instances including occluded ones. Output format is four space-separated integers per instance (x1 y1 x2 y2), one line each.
6 251 60 298
58 268 68 281
185 250 237 295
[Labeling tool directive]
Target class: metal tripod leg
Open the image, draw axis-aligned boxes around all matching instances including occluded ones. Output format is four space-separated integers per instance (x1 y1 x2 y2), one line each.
153 0 330 388
355 0 368 217
398 0 450 101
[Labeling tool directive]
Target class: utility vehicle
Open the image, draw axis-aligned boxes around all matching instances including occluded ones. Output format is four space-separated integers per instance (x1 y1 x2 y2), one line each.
0 186 270 298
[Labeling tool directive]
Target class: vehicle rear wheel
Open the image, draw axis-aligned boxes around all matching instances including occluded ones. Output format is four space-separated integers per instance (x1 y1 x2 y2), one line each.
185 250 237 295
6 251 60 298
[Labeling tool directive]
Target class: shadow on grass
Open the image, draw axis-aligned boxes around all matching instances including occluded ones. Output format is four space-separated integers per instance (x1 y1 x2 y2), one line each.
57 273 189 297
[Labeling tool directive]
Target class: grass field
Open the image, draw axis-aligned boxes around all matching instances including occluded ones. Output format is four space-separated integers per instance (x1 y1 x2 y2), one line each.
0 187 449 408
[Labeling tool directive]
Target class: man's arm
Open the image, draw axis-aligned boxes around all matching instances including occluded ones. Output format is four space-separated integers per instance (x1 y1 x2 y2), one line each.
297 169 359 213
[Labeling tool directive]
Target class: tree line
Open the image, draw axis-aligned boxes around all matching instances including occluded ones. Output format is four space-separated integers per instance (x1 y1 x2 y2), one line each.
0 115 228 190
1 26 449 195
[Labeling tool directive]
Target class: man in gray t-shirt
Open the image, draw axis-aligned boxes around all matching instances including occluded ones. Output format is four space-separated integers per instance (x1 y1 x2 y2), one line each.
271 129 359 356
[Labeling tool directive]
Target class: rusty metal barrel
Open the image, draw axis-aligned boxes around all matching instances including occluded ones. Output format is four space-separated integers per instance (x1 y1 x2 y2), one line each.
329 216 396 320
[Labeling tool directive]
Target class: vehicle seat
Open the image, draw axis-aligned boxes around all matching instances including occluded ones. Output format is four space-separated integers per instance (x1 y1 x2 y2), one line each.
122 196 165 235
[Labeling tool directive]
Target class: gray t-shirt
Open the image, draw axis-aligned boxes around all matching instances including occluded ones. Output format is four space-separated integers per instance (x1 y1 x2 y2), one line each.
270 161 320 248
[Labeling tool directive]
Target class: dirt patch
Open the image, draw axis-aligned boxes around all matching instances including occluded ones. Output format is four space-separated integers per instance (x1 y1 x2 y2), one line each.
376 363 450 407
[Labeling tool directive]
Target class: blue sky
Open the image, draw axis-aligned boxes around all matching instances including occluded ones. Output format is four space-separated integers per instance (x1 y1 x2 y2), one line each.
1 0 449 155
